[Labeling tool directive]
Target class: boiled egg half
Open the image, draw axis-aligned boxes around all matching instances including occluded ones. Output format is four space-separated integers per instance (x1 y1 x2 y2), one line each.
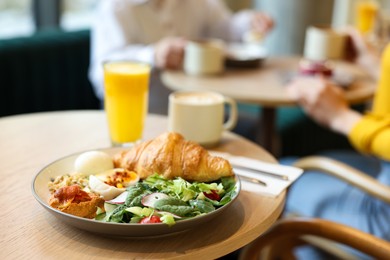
89 168 139 200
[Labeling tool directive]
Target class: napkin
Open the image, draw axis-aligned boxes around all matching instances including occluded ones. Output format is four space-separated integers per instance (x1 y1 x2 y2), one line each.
210 152 303 197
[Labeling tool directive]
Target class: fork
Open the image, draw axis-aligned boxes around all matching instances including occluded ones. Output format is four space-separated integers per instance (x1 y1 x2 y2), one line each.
235 172 267 186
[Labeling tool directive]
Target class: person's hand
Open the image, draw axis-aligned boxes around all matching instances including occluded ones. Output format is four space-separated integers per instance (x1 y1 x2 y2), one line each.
244 12 274 42
342 26 381 79
154 37 187 70
250 12 274 36
286 76 362 135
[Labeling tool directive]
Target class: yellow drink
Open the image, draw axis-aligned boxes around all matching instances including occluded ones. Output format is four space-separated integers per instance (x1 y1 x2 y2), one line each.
103 61 150 146
356 0 378 34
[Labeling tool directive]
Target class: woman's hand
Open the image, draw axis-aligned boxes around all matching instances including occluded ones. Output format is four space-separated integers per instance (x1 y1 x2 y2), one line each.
286 76 362 135
250 12 274 36
343 27 381 80
154 37 187 70
244 12 274 42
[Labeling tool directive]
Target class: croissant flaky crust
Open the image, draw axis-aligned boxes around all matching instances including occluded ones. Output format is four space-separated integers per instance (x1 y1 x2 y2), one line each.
113 132 234 182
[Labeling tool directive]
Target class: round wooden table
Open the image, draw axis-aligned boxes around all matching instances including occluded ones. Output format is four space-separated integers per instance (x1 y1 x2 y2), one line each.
162 56 376 154
0 110 285 260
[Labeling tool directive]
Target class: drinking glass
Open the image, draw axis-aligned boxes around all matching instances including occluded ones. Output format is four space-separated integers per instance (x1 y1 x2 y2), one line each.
355 0 379 35
103 61 151 146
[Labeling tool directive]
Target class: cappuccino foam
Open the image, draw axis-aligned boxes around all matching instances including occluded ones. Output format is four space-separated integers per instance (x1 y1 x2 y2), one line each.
175 93 221 105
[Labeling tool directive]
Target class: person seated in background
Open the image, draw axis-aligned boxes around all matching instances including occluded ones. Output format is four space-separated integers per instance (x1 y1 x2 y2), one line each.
88 0 274 103
281 28 390 259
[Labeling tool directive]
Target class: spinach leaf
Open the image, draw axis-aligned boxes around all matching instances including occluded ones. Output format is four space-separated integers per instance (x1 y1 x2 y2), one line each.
154 198 195 216
189 199 215 213
218 177 237 206
107 205 127 223
156 204 195 216
125 184 148 206
219 189 235 205
155 197 187 206
103 184 151 223
221 176 236 192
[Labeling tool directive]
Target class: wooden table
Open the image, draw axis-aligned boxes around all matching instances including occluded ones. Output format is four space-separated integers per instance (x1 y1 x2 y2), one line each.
162 56 376 154
0 110 285 260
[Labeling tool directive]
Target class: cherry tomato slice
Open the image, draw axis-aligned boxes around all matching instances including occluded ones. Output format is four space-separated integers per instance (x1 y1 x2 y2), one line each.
140 215 162 224
203 190 220 201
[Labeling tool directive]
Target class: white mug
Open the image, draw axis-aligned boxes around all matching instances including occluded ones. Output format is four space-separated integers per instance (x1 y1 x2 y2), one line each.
184 39 225 76
303 25 347 61
168 91 238 147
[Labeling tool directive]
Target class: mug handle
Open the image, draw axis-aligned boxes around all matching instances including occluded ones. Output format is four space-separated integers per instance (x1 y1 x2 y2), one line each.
223 96 238 131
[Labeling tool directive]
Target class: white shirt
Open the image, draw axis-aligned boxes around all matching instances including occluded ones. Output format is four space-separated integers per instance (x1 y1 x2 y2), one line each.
89 0 254 100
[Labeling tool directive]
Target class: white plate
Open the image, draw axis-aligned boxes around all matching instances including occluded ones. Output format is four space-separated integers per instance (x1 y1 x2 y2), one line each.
225 43 267 68
32 147 240 238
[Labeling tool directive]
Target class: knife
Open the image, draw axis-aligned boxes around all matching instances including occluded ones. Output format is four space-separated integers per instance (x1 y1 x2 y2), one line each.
235 172 267 186
233 164 289 181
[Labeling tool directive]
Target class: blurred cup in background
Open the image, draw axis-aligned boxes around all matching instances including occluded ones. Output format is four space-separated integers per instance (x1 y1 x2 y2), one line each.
168 90 237 148
355 0 379 35
184 39 225 76
103 61 151 146
303 25 347 61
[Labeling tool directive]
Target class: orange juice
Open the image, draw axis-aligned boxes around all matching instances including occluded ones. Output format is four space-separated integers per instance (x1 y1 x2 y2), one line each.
356 0 378 34
103 61 150 145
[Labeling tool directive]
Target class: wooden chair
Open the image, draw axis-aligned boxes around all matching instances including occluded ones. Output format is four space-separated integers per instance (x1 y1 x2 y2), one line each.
239 156 390 260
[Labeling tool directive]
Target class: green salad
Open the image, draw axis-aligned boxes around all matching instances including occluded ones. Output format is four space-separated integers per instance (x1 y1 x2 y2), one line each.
95 173 237 226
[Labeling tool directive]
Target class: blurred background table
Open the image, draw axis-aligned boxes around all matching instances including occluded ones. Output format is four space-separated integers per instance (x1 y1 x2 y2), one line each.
162 56 377 155
0 110 285 259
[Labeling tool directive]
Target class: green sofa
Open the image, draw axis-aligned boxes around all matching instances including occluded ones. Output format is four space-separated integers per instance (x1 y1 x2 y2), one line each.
0 29 356 157
0 29 100 117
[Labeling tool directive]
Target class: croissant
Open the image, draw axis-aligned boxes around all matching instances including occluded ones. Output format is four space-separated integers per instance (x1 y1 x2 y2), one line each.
113 132 234 182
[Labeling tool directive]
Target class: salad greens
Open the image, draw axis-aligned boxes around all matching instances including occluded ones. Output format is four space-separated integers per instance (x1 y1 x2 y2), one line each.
95 173 237 226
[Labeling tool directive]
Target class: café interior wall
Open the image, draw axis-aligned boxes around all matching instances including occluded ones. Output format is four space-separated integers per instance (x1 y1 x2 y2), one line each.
254 0 335 56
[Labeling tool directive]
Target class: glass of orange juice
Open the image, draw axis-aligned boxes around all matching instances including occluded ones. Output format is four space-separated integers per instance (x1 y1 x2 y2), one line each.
103 61 151 146
355 0 379 34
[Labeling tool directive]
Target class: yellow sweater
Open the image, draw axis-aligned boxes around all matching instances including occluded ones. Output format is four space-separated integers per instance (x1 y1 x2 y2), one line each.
349 43 390 160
